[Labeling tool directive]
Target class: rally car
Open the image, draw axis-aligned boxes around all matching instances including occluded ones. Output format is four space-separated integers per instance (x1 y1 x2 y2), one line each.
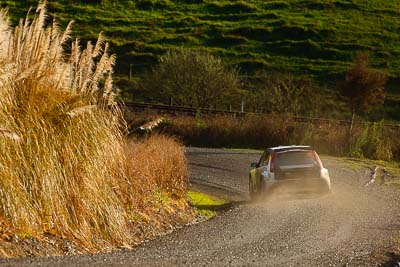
249 146 331 199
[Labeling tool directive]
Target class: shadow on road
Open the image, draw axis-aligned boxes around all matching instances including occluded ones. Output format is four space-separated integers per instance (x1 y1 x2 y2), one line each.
252 190 331 204
194 200 249 212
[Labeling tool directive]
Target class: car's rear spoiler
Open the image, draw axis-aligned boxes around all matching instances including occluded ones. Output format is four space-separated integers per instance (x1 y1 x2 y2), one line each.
273 146 313 153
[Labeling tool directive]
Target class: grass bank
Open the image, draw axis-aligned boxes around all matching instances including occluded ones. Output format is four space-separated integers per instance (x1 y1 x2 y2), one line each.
188 191 227 220
335 157 400 186
2 0 400 82
1 0 400 121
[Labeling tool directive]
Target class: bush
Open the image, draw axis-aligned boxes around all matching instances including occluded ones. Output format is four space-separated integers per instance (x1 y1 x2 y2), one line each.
350 122 394 161
141 48 242 108
247 71 322 116
340 53 387 131
122 135 188 209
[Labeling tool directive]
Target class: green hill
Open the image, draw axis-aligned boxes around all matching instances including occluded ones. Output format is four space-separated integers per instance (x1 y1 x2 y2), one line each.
1 0 400 120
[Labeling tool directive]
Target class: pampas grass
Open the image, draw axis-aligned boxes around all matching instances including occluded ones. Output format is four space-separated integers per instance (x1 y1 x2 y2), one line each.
0 2 129 249
0 129 20 141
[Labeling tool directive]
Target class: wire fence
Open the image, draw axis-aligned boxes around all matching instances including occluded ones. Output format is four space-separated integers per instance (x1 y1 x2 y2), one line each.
122 102 400 129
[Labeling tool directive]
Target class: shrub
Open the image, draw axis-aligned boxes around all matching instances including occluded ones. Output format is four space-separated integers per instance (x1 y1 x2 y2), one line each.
349 126 369 158
141 48 242 108
248 71 322 116
122 135 188 210
340 53 387 131
350 122 394 161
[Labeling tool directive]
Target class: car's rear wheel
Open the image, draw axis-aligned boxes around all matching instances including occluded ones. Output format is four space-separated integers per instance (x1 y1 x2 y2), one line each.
249 176 257 201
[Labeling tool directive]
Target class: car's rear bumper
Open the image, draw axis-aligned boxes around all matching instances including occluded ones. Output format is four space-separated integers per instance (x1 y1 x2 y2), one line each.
263 177 330 194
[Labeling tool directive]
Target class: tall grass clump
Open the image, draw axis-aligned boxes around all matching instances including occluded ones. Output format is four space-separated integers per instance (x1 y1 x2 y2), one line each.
122 135 188 210
0 2 130 248
349 122 396 161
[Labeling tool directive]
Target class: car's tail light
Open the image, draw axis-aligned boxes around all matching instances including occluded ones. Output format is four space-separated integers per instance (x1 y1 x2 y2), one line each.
270 153 275 173
313 151 323 169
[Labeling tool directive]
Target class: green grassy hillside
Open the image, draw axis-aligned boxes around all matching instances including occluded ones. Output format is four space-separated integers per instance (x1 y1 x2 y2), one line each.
1 0 400 119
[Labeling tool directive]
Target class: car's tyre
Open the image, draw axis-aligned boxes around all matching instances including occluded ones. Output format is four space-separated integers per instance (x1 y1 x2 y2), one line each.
249 176 257 201
258 180 266 199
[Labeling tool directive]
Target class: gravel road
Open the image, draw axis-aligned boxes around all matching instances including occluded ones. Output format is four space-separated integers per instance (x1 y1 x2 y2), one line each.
2 147 400 266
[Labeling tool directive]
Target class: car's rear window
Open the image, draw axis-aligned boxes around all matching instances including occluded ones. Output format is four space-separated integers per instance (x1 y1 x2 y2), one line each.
276 151 315 166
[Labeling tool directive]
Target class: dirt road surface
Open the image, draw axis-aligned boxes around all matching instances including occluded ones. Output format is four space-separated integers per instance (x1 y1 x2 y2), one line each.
1 147 400 266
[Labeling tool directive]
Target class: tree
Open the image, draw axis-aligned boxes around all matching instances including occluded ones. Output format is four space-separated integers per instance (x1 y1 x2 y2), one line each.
246 71 321 116
340 53 387 132
142 48 242 108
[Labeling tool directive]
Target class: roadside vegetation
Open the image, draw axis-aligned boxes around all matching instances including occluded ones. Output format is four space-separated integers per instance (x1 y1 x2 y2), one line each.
127 113 400 162
0 3 194 257
188 191 227 220
336 157 400 183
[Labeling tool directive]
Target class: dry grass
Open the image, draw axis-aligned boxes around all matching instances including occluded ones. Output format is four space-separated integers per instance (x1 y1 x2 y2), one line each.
0 1 128 249
127 113 400 161
121 135 192 244
165 114 349 156
0 2 191 254
122 135 188 211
